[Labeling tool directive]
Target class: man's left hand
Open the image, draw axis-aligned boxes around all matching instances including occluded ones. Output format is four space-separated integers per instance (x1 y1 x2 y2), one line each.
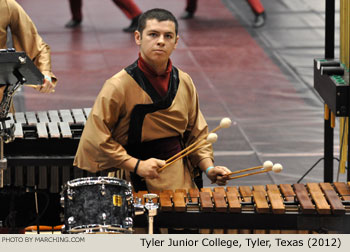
207 166 231 186
35 78 55 93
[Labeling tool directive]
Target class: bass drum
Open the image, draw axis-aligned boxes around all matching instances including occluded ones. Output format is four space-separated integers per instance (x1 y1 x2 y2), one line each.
61 177 134 233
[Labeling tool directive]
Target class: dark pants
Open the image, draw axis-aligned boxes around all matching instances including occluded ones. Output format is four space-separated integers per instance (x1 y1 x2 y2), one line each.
184 0 265 15
68 0 142 21
185 0 197 13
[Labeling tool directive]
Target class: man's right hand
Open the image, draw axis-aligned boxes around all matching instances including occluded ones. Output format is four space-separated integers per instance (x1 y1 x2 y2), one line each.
136 158 165 179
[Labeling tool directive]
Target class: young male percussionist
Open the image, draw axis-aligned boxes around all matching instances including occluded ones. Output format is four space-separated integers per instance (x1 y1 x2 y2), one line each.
74 8 231 192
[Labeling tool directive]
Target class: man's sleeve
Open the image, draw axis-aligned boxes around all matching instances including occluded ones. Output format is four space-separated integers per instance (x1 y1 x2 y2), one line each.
74 79 132 172
8 0 57 84
184 74 214 166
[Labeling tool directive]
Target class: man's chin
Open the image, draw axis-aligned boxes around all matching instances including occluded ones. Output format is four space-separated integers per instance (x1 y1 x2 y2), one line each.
152 52 167 58
151 54 168 62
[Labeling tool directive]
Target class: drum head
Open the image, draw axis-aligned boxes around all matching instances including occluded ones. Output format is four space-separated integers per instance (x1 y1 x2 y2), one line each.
67 177 130 189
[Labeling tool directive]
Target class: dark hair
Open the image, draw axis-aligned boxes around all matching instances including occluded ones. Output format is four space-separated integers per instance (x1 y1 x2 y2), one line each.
137 8 178 36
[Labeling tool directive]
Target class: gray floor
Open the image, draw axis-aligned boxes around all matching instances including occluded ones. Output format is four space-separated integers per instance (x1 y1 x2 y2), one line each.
201 0 347 187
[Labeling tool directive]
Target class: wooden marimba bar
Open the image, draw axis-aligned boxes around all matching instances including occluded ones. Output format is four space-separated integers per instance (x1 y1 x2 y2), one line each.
133 182 350 233
1 108 116 193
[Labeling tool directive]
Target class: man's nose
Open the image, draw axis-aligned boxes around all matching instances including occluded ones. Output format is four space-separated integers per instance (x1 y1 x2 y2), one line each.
157 35 165 45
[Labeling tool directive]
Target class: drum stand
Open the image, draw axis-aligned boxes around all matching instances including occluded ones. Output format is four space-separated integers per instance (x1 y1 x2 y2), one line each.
143 194 159 234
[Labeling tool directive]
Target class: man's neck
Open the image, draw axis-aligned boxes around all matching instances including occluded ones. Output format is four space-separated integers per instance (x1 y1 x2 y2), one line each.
140 54 168 75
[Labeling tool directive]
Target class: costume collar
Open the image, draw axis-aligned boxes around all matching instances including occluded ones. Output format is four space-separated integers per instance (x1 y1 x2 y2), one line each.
137 53 172 77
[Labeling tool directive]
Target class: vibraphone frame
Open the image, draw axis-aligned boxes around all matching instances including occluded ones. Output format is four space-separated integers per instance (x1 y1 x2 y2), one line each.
0 108 115 227
2 108 99 193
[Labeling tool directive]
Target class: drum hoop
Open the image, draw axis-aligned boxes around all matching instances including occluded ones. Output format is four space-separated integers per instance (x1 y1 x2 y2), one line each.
68 224 132 234
66 176 130 188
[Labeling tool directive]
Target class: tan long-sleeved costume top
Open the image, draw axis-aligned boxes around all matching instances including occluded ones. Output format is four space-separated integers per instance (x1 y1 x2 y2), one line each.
0 0 57 83
74 60 213 191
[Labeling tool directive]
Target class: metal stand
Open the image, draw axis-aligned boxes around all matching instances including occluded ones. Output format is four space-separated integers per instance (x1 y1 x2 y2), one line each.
324 108 334 182
143 193 159 234
324 0 335 182
0 49 43 188
0 72 26 189
319 0 350 182
0 138 6 188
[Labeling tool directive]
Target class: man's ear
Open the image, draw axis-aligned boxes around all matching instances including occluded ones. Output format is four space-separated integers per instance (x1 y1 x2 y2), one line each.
174 35 179 49
135 31 141 45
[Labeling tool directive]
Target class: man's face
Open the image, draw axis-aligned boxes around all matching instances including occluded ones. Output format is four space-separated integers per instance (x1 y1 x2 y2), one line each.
135 19 179 66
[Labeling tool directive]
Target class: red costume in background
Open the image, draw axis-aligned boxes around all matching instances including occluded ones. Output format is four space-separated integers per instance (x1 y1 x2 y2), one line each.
68 0 142 21
182 0 266 27
66 0 142 31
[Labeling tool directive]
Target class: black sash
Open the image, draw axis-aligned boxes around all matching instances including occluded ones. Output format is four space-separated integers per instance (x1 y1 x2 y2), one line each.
124 60 181 191
125 136 183 191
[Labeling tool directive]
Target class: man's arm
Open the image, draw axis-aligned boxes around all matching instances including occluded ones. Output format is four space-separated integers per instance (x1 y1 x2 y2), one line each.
7 0 57 91
198 157 231 186
119 158 165 180
184 74 231 185
74 77 165 179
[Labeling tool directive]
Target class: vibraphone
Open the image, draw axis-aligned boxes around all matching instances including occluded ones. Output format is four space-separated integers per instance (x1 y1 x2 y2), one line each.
2 108 115 193
133 182 350 233
1 108 124 227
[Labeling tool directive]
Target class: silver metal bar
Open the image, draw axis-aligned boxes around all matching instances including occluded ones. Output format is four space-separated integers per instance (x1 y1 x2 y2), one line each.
25 111 37 125
48 110 60 123
14 122 23 138
14 112 26 124
84 108 91 119
48 122 60 138
36 122 48 138
59 121 72 138
72 109 86 124
37 111 50 124
59 109 74 124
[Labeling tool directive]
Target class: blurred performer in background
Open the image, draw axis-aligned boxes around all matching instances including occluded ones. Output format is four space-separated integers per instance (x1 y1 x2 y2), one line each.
65 0 142 32
180 0 267 28
0 0 57 104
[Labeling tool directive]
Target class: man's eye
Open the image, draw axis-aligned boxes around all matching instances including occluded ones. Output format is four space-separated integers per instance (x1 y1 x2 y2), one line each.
149 33 157 37
165 34 173 39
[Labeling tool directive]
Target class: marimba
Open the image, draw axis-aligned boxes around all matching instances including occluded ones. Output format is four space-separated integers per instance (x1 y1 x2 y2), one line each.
1 108 113 193
133 182 350 233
